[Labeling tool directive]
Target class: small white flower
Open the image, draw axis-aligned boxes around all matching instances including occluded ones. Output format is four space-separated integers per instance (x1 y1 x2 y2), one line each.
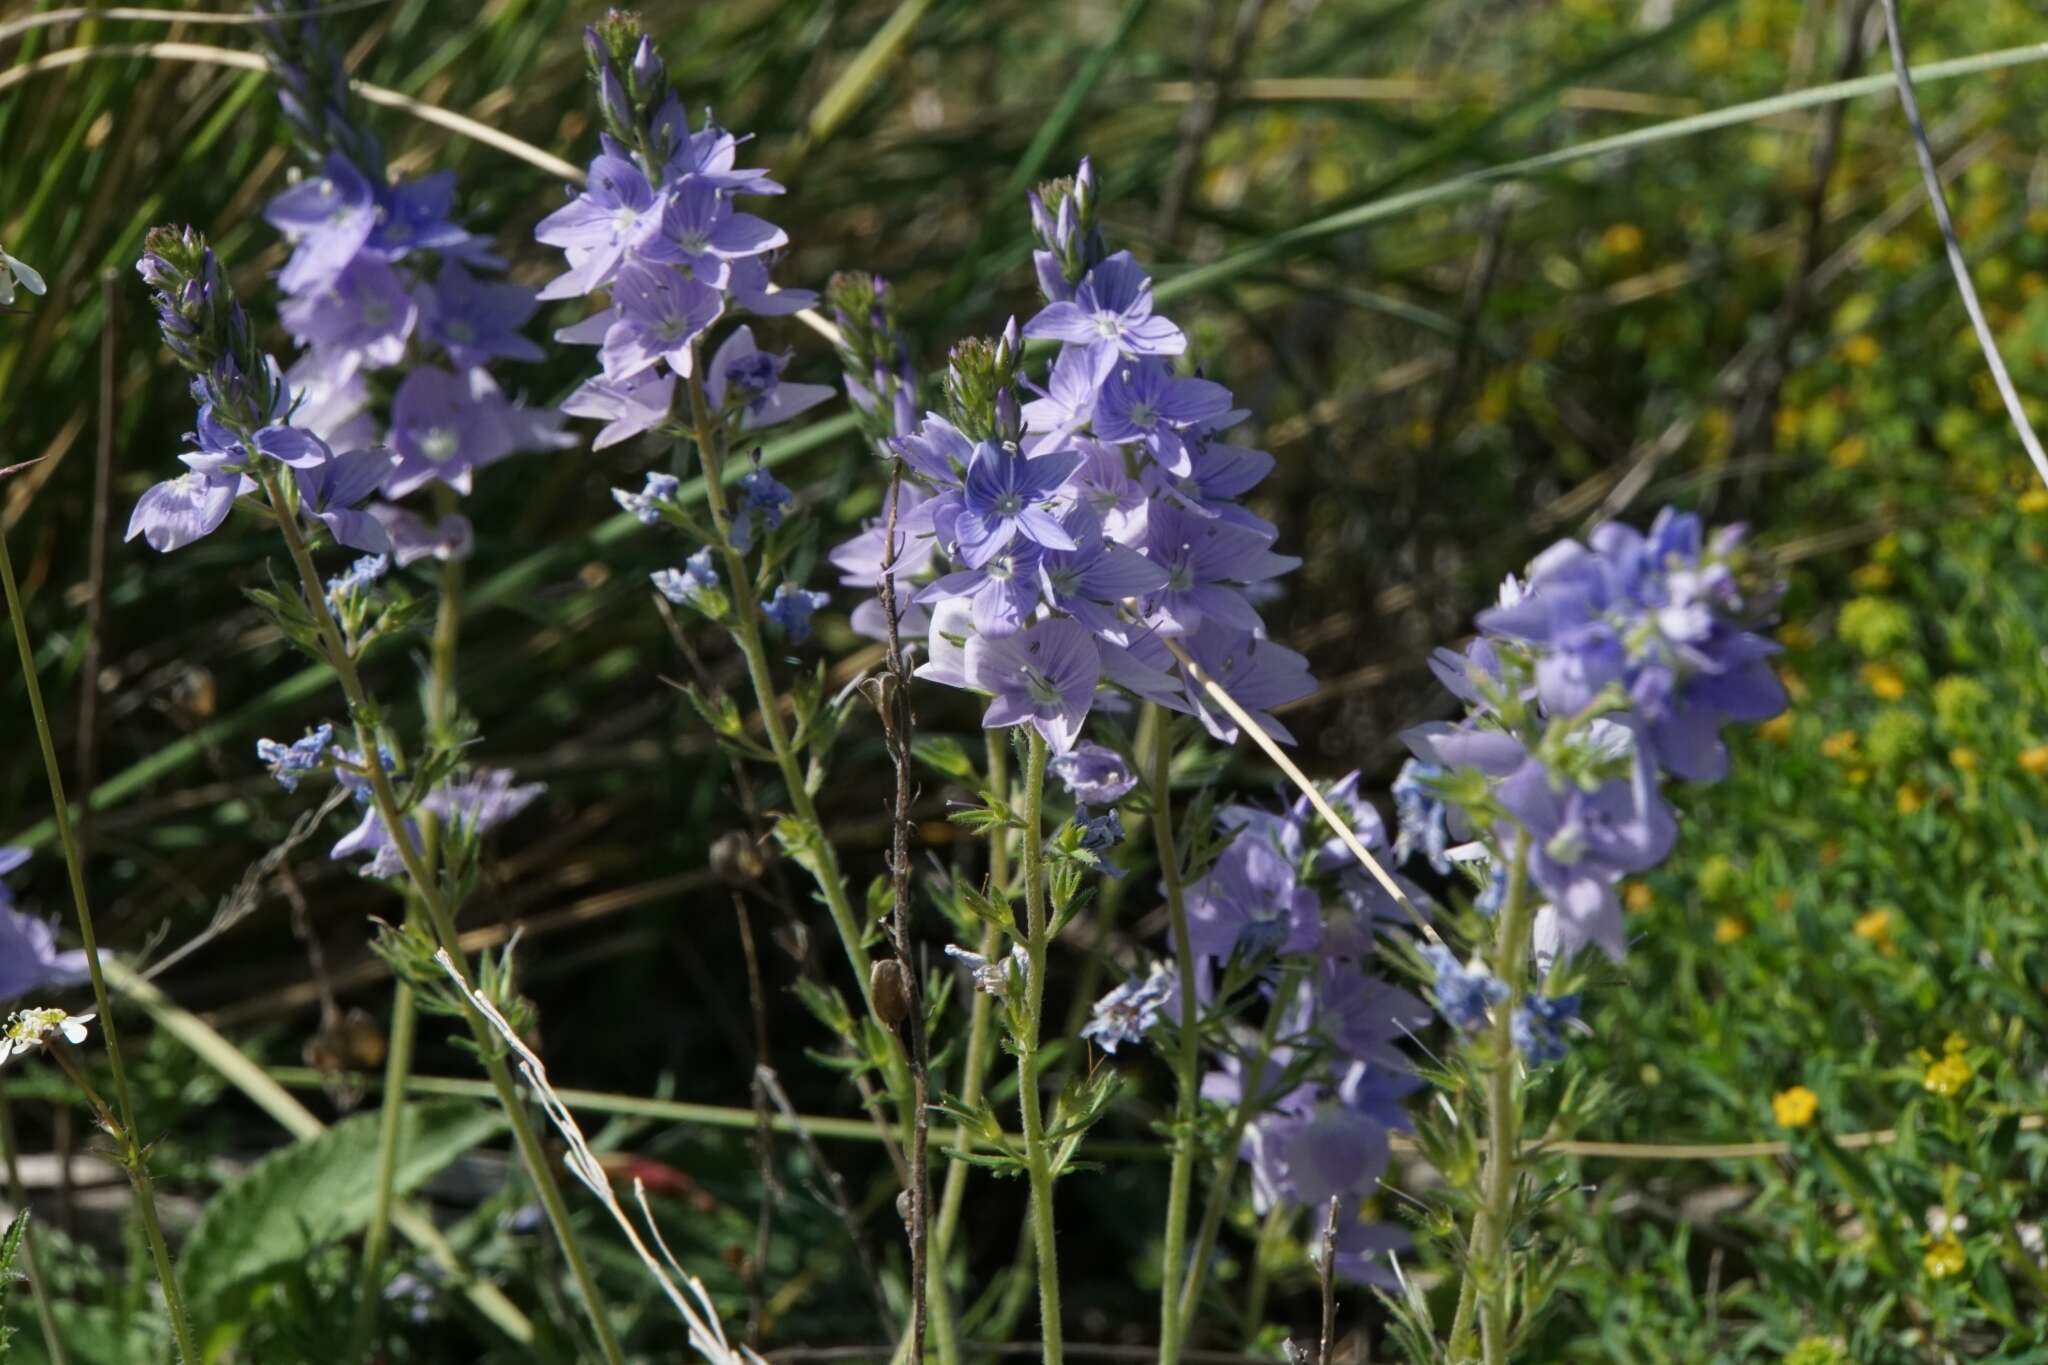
0 248 46 307
1925 1206 1969 1238
944 943 1027 998
0 1007 95 1066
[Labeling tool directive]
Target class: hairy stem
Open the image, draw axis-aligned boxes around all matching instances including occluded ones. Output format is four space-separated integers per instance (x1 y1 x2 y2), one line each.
1017 732 1064 1365
1150 702 1200 1365
252 468 626 1365
0 522 199 1364
349 508 461 1360
1473 850 1534 1365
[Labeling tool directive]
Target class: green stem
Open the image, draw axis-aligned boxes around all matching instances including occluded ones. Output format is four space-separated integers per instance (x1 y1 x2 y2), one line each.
934 733 1011 1258
1473 850 1535 1365
1150 702 1200 1365
1241 1204 1290 1344
344 979 418 1360
0 1074 71 1365
1016 732 1063 1365
250 469 626 1365
350 520 460 1362
1176 964 1304 1338
0 522 199 1364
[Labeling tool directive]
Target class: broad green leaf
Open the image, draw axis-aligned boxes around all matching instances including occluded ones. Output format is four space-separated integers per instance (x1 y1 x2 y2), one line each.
178 1101 505 1318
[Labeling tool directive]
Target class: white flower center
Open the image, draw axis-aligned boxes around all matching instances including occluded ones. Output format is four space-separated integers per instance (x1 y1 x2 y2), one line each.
1092 310 1121 340
1024 666 1062 707
421 427 461 463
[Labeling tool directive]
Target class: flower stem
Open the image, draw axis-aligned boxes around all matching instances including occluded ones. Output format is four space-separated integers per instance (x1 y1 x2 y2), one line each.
349 507 461 1361
1176 963 1304 1338
1472 848 1534 1365
1016 731 1063 1365
0 1073 71 1365
1149 702 1200 1365
934 732 1011 1259
251 469 626 1365
0 521 199 1364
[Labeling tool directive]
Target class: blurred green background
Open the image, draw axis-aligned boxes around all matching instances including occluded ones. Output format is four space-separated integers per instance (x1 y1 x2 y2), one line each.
7 0 2048 1359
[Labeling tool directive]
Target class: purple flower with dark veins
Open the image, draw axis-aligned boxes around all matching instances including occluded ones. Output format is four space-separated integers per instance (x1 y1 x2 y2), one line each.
951 442 1079 568
0 849 89 1005
1144 501 1298 635
1177 622 1316 744
298 446 397 553
965 617 1101 753
602 262 725 381
1037 503 1169 634
533 153 663 300
125 455 255 553
383 367 516 496
265 152 377 293
1080 961 1175 1054
918 539 1044 638
368 504 475 566
1091 358 1233 477
1022 250 1185 383
642 179 788 287
417 262 543 368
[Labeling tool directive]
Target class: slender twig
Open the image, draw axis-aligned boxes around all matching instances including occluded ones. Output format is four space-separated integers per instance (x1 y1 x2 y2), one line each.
1317 1197 1339 1365
1876 0 2048 488
0 1073 70 1365
74 272 117 866
733 891 778 1346
0 519 199 1363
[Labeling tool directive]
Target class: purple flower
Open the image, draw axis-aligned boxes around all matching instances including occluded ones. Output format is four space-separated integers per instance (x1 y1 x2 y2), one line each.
654 104 786 196
893 415 974 489
257 722 336 793
1019 346 1098 446
1185 822 1320 961
367 172 481 262
1021 250 1185 383
944 942 1028 998
652 548 719 607
124 457 254 553
918 540 1044 638
1077 807 1124 853
417 262 543 368
1177 623 1316 744
333 768 543 878
533 153 662 300
325 553 389 599
705 326 834 430
367 504 474 566
1143 501 1297 635
643 179 788 285
1422 945 1506 1030
279 255 416 370
602 263 725 381
830 485 937 642
1048 741 1137 805
965 617 1101 753
1325 1203 1411 1290
950 442 1080 569
612 471 681 527
383 368 517 497
726 256 816 315
763 582 828 643
0 909 91 1006
730 467 794 554
299 446 397 553
1091 358 1233 477
1038 504 1169 634
1512 992 1581 1065
1080 961 1175 1054
266 152 377 294
562 369 676 450
1392 760 1453 874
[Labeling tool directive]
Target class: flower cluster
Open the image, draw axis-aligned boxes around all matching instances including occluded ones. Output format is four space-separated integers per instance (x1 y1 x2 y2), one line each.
541 14 821 453
0 1007 94 1066
1394 506 1788 1049
0 849 90 1005
253 2 566 564
828 159 1312 756
1084 777 1429 1286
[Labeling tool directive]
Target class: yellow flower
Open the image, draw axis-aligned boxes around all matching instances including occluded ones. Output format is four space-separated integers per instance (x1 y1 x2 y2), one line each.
1853 907 1894 954
1713 915 1749 945
2020 744 2048 778
1923 1235 1967 1279
2020 488 2048 515
1923 1052 1972 1098
1896 783 1926 816
1772 1085 1819 1128
1840 334 1881 367
1850 562 1893 591
1951 746 1980 772
1860 662 1906 700
1820 730 1859 760
1624 882 1654 914
1758 712 1793 744
1600 222 1644 257
1828 435 1867 470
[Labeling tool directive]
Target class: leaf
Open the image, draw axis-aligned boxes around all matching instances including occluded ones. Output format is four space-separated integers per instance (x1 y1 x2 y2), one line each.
179 1101 505 1319
911 734 977 782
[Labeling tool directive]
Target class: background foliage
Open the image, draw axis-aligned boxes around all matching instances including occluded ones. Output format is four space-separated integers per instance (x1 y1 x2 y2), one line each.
5 0 2048 1359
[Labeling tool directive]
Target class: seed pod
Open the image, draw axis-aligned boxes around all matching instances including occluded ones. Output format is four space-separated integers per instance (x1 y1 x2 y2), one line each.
871 958 913 1029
